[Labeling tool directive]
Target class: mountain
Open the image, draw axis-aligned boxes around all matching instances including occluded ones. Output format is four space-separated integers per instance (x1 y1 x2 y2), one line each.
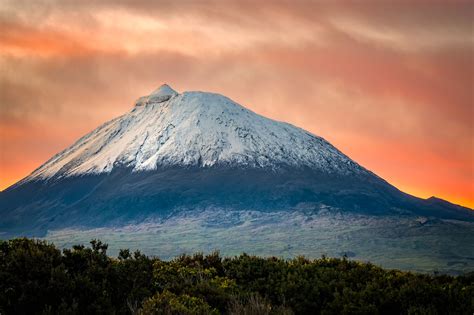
1 84 473 273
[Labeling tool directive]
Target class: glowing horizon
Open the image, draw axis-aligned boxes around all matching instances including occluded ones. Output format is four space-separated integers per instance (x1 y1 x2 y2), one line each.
0 1 473 208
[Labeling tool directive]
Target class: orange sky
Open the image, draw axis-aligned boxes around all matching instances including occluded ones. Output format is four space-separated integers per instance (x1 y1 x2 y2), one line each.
0 1 473 208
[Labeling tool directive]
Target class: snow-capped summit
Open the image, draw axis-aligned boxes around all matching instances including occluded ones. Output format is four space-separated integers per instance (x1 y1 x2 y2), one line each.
25 85 366 182
150 84 178 98
135 84 178 106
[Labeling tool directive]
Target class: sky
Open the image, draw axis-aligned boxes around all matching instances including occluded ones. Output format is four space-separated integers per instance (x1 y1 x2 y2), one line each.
0 0 473 208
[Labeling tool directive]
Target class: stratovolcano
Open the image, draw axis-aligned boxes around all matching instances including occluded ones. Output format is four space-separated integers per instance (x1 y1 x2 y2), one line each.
0 84 472 241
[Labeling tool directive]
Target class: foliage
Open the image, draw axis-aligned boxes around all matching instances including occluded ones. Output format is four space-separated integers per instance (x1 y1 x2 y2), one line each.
0 238 473 314
139 290 218 315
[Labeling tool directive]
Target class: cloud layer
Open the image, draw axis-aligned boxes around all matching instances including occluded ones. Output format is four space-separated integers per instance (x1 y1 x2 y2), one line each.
1 0 473 207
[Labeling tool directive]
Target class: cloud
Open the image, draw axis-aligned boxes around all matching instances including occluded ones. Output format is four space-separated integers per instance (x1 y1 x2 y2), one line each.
0 0 472 207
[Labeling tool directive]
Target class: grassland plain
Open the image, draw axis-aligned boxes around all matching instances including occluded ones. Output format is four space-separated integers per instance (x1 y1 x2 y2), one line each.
42 208 474 274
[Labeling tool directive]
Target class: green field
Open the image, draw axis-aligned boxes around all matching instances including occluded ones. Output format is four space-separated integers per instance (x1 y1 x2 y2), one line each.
42 209 474 274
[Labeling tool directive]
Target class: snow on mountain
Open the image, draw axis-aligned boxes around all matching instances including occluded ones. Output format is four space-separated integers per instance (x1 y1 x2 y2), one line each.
25 84 366 182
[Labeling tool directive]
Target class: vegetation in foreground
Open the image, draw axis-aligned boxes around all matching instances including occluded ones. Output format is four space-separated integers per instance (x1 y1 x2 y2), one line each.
0 238 473 314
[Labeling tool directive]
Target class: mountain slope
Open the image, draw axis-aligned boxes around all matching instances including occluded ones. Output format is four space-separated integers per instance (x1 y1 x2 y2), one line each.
1 84 473 238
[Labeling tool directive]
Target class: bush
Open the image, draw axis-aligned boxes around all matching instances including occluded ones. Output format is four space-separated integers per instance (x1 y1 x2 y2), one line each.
139 290 218 315
0 238 472 314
